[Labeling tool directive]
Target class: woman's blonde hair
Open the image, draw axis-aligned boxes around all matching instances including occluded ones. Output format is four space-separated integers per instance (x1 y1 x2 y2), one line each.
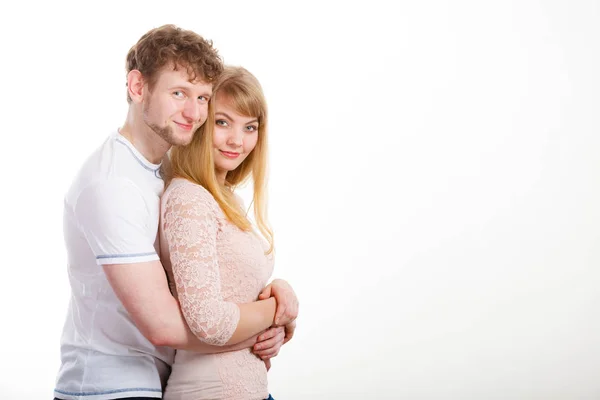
169 66 273 253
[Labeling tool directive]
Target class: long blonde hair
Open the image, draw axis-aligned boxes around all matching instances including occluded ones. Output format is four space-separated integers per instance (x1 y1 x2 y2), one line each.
169 66 273 253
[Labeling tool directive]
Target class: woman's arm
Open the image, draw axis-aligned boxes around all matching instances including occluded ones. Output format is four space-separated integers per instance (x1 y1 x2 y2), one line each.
163 183 277 346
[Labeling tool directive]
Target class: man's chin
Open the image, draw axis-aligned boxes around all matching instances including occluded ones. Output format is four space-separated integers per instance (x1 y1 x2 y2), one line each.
169 132 195 147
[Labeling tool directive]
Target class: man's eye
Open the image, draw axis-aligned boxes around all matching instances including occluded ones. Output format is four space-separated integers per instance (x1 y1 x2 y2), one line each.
173 91 184 98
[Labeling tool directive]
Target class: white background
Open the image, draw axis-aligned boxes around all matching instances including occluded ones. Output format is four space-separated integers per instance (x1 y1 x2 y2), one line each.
1 0 599 399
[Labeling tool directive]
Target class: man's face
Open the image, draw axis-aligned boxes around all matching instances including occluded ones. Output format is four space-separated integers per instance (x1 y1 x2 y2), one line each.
142 67 213 146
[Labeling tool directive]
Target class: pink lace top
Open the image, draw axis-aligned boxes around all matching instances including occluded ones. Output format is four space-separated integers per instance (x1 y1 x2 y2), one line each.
159 178 274 400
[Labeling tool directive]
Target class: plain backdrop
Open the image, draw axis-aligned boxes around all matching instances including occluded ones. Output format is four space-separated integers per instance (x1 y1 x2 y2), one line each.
0 0 599 399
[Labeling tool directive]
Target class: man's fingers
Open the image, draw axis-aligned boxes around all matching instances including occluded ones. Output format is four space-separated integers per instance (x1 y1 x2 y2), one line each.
253 337 277 352
269 279 299 325
257 327 278 342
275 303 286 325
284 329 294 344
254 328 284 352
283 333 294 345
258 285 272 300
287 298 298 319
256 343 281 358
257 348 280 359
283 320 296 344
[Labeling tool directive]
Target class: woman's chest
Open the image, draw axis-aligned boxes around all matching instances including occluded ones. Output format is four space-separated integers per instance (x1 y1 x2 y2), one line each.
215 223 274 302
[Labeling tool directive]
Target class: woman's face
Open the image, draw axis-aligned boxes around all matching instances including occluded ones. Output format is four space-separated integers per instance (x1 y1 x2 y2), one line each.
212 95 259 181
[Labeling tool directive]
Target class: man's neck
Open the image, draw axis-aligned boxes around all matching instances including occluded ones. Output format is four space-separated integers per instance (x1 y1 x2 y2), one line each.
120 108 170 164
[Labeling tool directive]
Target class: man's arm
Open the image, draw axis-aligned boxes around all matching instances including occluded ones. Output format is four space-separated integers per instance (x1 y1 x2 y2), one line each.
75 179 256 353
77 178 281 352
104 260 258 352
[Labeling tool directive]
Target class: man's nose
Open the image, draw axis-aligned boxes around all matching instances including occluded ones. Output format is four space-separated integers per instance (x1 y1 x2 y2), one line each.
182 99 201 122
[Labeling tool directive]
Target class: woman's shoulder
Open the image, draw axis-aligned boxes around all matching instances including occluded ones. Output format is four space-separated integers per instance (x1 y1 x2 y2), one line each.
163 178 220 212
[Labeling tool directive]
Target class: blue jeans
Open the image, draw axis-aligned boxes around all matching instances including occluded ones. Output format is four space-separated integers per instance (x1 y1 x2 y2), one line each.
57 395 274 400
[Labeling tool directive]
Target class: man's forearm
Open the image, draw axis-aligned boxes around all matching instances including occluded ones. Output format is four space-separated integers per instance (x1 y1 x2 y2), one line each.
104 261 256 354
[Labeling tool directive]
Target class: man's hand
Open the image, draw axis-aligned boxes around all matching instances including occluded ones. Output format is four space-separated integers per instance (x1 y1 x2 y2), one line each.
258 279 299 326
284 320 296 345
253 326 285 360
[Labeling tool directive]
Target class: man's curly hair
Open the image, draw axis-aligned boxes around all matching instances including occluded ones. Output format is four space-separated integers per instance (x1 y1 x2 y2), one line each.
125 24 223 102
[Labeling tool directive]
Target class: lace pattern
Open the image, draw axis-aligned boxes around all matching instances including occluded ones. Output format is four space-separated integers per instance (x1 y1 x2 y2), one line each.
162 181 240 346
161 178 274 399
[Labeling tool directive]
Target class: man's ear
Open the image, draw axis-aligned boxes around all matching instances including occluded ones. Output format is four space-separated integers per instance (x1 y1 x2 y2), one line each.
127 70 145 103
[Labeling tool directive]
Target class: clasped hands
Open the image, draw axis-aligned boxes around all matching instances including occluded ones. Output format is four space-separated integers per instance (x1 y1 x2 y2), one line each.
251 279 298 369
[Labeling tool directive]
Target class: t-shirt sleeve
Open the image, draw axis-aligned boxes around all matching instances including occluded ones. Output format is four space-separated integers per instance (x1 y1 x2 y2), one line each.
74 178 159 265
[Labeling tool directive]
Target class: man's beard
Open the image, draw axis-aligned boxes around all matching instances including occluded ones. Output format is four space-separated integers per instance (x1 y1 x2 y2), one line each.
149 121 182 146
143 101 195 146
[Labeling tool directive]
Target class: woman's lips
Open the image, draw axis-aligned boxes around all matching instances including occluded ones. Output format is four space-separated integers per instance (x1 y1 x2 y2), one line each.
220 150 240 159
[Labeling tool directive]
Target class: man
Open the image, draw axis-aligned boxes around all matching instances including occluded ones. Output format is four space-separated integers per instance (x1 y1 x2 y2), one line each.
54 24 298 400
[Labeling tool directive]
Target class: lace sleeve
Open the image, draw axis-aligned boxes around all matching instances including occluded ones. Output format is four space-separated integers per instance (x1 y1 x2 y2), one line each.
162 183 240 346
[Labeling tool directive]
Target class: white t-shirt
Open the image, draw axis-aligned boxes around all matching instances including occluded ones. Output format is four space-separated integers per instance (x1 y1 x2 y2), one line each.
54 131 175 400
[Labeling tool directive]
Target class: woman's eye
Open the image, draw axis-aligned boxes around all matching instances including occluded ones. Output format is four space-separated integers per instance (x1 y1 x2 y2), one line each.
216 120 228 126
246 125 258 132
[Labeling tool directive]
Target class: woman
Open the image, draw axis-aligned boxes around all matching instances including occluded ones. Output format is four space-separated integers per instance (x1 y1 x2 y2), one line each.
159 66 290 400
